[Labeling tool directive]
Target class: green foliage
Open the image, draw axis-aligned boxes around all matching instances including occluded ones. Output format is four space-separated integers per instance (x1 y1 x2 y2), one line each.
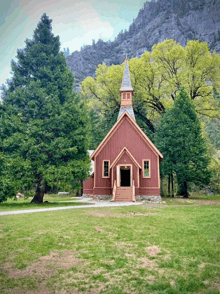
0 14 90 202
81 40 220 143
209 150 220 193
205 118 220 150
155 89 211 196
4 14 73 105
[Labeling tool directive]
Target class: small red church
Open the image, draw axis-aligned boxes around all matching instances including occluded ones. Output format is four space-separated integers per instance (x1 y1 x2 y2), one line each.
83 58 163 202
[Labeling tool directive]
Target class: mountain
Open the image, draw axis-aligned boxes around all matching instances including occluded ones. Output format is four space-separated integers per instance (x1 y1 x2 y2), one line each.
66 0 220 88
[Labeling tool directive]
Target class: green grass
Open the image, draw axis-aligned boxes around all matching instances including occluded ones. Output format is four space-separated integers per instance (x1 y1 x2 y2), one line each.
163 195 220 206
0 194 86 211
189 194 220 200
0 201 220 293
44 193 80 202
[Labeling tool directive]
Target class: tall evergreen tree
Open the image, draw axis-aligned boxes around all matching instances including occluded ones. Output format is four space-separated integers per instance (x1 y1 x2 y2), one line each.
156 89 211 197
3 13 73 105
0 14 90 203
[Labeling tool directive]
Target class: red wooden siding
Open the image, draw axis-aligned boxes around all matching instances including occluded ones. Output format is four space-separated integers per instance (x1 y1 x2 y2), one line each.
83 176 94 194
95 115 159 193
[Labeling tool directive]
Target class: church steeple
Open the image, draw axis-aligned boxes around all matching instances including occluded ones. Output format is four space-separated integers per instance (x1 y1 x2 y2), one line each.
118 57 136 120
120 56 133 92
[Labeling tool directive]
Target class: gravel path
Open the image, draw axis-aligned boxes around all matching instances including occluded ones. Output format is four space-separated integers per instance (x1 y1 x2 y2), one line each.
0 198 143 216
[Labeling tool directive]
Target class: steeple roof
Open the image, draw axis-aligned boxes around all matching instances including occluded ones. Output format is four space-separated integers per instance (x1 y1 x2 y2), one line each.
118 106 135 121
120 57 133 92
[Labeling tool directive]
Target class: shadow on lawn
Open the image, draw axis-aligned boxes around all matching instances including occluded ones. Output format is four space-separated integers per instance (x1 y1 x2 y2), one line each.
0 200 87 211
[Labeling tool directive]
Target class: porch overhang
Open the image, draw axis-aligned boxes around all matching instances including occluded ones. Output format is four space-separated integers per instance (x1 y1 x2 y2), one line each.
110 147 142 169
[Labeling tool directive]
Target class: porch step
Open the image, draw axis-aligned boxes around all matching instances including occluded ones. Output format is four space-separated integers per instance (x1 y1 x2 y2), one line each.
114 187 134 202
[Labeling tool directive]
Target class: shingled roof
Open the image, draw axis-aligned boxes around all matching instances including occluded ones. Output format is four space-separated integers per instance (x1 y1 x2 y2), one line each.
118 106 135 121
120 57 133 92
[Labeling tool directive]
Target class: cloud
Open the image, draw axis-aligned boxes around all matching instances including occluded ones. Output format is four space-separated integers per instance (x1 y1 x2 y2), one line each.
81 17 114 36
16 0 115 51
57 18 114 52
19 0 99 21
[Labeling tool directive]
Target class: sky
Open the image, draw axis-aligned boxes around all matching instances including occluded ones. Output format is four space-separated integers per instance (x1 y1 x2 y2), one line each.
0 0 147 91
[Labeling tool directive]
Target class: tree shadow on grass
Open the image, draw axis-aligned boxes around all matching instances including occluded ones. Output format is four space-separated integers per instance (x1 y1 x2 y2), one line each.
0 201 88 211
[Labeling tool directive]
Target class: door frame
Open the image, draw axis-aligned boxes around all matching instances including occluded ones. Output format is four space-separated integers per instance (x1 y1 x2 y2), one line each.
117 164 132 187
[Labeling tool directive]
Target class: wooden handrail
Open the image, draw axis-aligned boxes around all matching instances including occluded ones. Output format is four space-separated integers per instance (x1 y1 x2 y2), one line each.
132 180 135 202
112 180 117 201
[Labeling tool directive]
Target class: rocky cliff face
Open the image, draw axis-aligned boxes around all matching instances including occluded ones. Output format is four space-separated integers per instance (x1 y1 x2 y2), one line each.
66 0 220 88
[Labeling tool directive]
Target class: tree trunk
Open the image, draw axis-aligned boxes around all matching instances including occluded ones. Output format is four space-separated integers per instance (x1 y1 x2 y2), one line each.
160 178 165 197
80 180 83 196
76 190 81 196
182 181 189 198
171 173 174 198
168 174 171 197
31 177 45 204
177 176 190 198
76 180 83 196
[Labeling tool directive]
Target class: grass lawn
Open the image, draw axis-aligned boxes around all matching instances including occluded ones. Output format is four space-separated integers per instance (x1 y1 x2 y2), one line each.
0 199 220 293
0 194 85 211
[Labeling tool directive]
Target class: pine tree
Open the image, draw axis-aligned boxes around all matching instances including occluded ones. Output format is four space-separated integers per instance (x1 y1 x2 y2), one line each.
0 14 90 203
156 89 211 197
3 13 73 105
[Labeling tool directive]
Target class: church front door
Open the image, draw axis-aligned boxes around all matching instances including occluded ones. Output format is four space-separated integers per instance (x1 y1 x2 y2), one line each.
117 165 132 187
120 169 130 186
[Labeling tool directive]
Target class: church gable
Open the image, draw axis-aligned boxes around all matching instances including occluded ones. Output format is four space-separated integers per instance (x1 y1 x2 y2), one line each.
92 112 162 163
110 147 142 169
